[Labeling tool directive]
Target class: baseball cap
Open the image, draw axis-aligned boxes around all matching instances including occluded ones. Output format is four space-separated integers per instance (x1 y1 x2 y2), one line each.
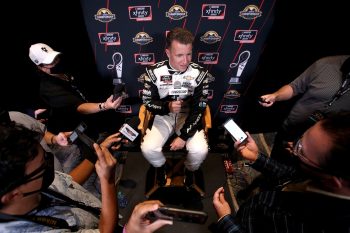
29 43 61 65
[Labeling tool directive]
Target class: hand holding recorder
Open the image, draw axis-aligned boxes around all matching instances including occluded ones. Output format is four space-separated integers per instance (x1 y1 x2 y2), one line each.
145 206 208 224
125 200 173 233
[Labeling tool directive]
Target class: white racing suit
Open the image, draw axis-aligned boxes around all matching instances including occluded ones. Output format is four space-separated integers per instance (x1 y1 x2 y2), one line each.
141 60 209 171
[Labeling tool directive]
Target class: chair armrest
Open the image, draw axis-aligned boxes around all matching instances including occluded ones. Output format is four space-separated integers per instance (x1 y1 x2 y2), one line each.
203 105 212 132
138 105 153 137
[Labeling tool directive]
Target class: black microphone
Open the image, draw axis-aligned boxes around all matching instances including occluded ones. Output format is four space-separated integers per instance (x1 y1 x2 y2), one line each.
112 78 125 101
119 116 140 142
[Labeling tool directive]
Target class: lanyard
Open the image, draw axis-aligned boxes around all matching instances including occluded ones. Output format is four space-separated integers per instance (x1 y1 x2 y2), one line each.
327 75 350 107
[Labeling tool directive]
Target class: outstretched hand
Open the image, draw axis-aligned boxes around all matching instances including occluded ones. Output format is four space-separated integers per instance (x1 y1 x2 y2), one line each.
125 200 173 233
100 132 122 151
54 132 69 146
234 132 259 162
213 187 231 219
93 143 117 184
105 95 123 110
258 94 275 107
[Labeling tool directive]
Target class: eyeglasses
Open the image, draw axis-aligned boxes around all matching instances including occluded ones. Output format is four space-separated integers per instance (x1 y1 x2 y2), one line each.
293 138 324 171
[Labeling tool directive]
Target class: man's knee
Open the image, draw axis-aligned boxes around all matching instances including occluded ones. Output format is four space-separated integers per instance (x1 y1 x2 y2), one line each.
187 139 208 155
141 139 162 154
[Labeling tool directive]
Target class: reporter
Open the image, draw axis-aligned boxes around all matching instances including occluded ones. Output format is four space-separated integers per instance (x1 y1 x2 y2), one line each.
6 110 122 194
213 112 350 233
259 55 350 163
29 43 123 135
0 122 118 232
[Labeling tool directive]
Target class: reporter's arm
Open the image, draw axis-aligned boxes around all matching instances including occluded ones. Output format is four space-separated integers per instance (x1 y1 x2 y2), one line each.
260 84 294 107
94 143 118 233
272 84 294 101
77 95 123 114
68 159 95 184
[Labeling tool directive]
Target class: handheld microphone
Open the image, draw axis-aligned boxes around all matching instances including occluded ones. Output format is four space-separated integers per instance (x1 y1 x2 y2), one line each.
119 116 140 142
169 81 188 100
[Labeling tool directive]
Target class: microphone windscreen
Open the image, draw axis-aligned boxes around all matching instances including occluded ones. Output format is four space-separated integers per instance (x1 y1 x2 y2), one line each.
119 116 140 141
174 81 181 89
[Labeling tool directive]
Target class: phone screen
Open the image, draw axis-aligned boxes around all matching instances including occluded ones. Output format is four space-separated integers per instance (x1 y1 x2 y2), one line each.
223 118 247 142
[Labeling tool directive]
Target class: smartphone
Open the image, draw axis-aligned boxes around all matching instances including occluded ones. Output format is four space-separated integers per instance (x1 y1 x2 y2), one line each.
223 118 248 143
68 122 88 144
146 206 208 224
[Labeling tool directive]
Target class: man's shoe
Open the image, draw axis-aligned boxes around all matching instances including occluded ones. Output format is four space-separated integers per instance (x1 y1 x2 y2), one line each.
184 168 194 188
156 165 166 186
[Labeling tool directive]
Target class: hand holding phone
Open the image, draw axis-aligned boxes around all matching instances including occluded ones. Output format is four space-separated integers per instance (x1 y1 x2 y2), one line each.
223 118 248 143
145 206 208 224
258 97 271 104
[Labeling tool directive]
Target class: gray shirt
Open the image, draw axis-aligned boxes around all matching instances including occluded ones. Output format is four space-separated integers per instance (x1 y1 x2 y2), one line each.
284 55 350 128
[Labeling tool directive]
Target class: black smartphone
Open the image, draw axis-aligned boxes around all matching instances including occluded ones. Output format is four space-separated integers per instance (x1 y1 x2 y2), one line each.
68 122 88 144
223 118 248 143
146 206 208 224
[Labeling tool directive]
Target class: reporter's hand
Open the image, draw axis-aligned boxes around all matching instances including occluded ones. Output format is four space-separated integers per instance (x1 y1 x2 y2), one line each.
105 95 123 110
93 143 117 183
258 94 275 107
234 132 259 162
100 132 122 151
168 100 182 113
213 187 231 219
285 141 294 155
125 200 173 233
54 132 69 146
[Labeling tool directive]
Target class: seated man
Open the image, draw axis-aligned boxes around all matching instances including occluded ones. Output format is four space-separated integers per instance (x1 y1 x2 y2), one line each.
213 112 350 232
140 27 209 187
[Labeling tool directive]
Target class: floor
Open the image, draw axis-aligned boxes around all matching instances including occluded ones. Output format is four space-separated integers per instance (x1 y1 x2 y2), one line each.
116 132 276 232
117 151 228 233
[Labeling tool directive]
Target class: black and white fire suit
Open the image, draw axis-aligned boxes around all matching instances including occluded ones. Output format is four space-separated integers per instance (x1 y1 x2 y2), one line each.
141 60 209 171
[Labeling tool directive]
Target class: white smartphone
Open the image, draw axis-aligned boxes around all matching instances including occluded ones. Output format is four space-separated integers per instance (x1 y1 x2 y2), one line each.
223 118 248 143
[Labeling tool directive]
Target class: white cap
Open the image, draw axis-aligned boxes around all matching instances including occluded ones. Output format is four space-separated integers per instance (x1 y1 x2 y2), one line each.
29 43 61 65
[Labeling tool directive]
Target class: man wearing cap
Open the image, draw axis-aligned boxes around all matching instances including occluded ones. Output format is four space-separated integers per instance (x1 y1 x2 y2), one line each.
29 43 123 135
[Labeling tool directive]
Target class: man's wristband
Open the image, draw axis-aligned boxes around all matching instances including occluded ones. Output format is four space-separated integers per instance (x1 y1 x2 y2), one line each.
99 102 107 111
